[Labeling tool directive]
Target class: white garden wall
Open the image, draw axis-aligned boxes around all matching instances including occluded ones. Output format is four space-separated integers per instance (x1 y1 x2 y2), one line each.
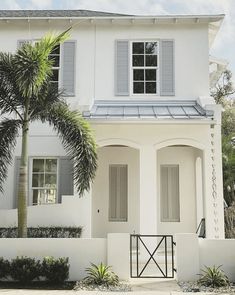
175 234 235 282
0 238 106 281
0 196 92 238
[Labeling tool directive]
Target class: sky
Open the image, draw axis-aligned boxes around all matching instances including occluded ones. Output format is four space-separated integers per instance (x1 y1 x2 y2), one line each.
1 0 235 82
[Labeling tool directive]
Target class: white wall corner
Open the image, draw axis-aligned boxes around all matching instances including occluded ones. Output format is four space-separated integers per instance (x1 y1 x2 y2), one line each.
198 96 222 125
175 233 199 281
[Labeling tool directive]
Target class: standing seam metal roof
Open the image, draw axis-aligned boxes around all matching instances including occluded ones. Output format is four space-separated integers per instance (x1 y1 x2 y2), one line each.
83 100 214 120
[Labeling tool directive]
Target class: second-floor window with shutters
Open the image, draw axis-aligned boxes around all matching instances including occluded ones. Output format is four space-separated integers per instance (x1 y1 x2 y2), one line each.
115 39 174 96
131 41 159 94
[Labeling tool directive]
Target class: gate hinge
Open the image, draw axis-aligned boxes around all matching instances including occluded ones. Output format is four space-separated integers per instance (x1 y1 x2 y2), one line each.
173 268 177 273
173 241 176 246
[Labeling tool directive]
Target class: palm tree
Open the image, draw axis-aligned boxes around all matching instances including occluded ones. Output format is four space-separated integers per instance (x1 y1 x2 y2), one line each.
0 29 97 238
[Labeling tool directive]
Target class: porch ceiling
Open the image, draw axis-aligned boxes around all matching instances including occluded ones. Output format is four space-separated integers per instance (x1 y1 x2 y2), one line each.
83 100 214 120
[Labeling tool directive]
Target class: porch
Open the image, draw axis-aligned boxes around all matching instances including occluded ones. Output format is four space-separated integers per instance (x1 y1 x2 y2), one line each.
92 142 204 238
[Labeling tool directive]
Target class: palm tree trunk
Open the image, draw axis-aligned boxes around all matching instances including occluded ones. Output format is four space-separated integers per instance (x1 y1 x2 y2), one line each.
18 112 29 238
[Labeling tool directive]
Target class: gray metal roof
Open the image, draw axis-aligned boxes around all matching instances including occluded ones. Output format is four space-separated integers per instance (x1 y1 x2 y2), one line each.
83 100 214 120
0 10 131 18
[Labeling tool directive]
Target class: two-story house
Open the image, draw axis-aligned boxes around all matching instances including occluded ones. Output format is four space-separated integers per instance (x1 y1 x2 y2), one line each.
0 10 225 239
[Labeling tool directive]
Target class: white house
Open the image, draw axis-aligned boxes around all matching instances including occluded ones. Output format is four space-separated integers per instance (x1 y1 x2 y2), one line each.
0 10 225 240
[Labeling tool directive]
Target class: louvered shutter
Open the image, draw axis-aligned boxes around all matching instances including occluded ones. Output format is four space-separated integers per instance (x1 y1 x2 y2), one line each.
115 40 130 96
58 157 74 202
61 41 76 96
160 165 180 222
109 165 128 221
160 40 175 96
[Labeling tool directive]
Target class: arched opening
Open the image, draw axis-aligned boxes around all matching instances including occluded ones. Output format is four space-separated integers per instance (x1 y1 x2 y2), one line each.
156 143 204 235
92 144 140 238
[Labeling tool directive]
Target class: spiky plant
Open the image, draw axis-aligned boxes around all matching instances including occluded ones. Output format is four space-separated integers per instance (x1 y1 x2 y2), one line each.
0 28 97 238
198 265 229 288
85 263 119 286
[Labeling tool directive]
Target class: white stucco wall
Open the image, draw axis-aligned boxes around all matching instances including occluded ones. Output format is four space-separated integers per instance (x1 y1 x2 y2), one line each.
0 21 209 104
175 234 235 282
92 146 140 238
0 196 91 238
0 238 107 281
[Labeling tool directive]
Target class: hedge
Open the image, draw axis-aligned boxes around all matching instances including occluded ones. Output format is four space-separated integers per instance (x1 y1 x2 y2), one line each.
0 226 82 238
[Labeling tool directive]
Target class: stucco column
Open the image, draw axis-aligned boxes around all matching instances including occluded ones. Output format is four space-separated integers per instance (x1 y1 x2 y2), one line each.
195 157 204 226
203 148 214 239
139 145 157 234
213 124 225 238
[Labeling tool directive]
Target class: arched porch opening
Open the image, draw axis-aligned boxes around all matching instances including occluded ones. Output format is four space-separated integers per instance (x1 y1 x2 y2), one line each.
92 141 140 238
156 142 204 236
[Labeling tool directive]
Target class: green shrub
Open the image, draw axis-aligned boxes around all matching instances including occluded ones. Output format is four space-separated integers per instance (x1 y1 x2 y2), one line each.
10 256 41 283
42 256 69 283
198 265 229 288
85 262 119 286
0 257 10 279
0 226 82 238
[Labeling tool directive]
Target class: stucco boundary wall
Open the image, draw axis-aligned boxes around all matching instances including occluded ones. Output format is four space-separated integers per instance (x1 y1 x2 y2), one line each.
0 233 130 281
175 234 235 282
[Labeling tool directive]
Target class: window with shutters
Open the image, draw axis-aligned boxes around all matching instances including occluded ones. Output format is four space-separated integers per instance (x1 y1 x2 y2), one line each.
18 40 75 95
131 41 159 94
31 158 58 205
115 39 174 96
160 165 180 222
109 165 128 222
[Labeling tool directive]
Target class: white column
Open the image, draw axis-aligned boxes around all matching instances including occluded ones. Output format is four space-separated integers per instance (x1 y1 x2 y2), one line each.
214 124 225 238
203 148 214 239
195 157 204 226
139 146 157 234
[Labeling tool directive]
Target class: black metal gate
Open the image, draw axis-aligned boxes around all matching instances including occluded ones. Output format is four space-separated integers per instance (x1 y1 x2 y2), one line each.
130 234 175 278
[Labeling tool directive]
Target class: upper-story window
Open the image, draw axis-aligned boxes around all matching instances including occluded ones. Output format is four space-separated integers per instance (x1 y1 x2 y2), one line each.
48 45 60 90
132 41 158 95
18 40 75 96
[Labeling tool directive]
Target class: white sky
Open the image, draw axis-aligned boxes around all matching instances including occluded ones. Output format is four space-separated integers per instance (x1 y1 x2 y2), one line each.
1 0 234 82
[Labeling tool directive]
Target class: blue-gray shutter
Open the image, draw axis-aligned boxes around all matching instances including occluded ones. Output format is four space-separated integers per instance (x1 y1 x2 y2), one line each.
58 157 74 203
160 40 175 96
61 41 76 96
13 157 21 209
115 40 130 96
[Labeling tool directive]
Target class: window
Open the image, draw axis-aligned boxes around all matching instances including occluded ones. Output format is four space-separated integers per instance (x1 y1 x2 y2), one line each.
48 45 60 89
132 41 158 94
31 158 58 205
160 165 180 222
109 165 128 222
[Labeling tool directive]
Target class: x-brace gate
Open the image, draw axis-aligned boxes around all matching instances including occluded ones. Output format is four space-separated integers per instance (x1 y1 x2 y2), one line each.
130 234 176 278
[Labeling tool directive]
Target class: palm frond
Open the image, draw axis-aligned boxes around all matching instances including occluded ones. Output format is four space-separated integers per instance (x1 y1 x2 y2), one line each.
39 103 97 195
0 53 23 118
14 28 71 98
0 119 21 192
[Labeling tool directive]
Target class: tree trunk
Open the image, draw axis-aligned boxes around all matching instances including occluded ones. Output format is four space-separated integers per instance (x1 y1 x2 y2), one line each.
17 119 29 238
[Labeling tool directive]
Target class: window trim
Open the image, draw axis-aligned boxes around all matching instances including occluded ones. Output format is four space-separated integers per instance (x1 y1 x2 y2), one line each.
109 164 128 222
29 157 59 206
130 40 160 96
160 164 180 222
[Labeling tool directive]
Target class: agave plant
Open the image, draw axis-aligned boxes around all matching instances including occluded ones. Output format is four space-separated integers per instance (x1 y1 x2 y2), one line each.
198 265 229 288
85 262 119 286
